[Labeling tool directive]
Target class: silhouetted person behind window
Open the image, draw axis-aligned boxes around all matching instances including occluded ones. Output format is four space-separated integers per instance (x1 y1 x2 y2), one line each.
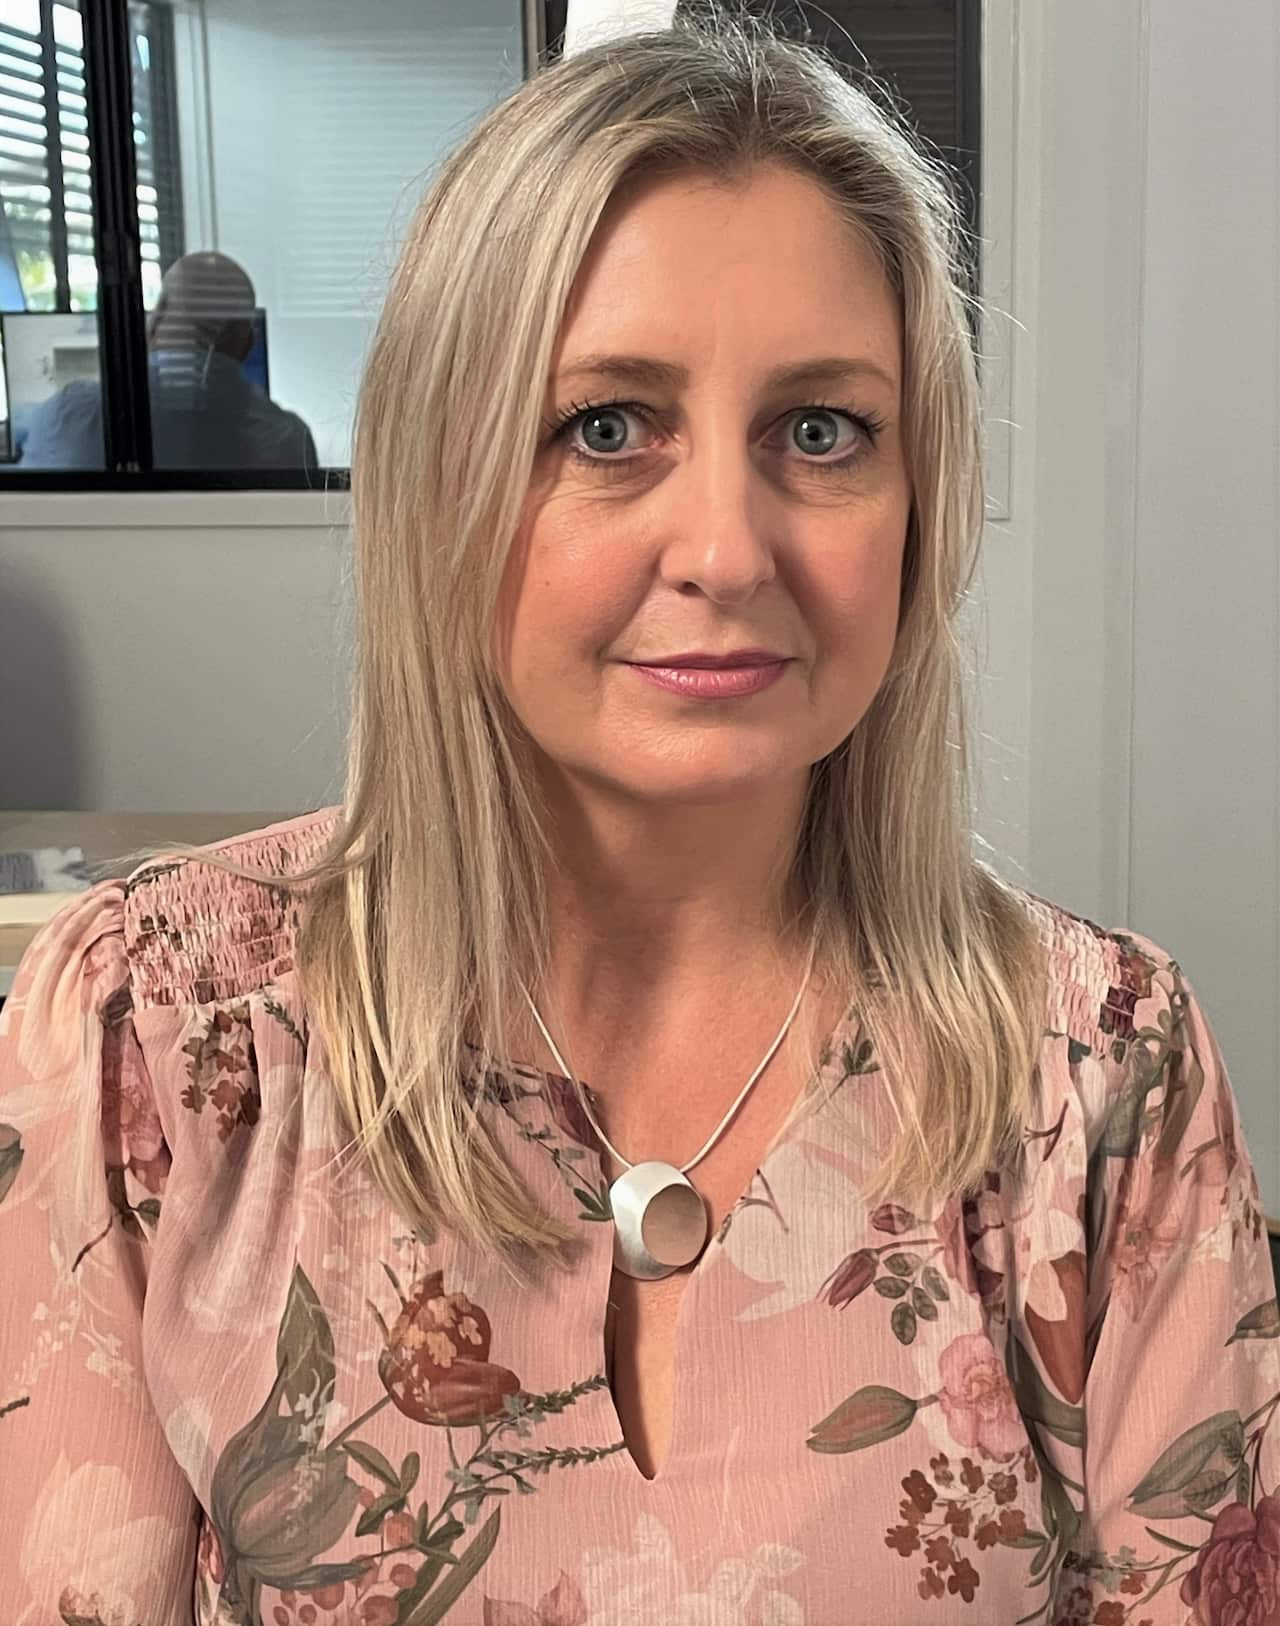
19 251 318 471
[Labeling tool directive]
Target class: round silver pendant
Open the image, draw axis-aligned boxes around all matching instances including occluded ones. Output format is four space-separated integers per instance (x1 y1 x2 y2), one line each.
608 1160 709 1281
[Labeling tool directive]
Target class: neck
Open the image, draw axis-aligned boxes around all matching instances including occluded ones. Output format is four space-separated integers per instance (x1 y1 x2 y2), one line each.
530 764 815 1041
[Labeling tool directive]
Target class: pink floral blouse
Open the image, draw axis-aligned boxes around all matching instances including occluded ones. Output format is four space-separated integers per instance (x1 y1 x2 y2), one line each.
2 807 1278 1626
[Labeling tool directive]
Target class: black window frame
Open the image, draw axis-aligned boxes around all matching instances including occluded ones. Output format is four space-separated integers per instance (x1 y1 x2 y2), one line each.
0 0 198 485
0 0 535 492
2 0 976 493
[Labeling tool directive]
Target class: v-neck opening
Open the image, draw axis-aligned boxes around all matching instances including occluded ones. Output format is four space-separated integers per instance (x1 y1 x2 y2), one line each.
596 1000 863 1488
604 1173 732 1486
464 998 865 1488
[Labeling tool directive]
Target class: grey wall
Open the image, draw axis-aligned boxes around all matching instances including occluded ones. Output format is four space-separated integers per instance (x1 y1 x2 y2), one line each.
0 511 351 811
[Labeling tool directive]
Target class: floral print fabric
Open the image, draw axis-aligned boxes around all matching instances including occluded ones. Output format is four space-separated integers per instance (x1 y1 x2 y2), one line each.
1 807 1277 1626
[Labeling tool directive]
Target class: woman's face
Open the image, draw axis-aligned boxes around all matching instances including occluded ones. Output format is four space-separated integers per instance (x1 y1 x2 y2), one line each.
496 161 912 812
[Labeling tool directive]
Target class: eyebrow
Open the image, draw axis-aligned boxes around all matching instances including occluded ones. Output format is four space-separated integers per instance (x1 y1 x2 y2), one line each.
554 353 898 397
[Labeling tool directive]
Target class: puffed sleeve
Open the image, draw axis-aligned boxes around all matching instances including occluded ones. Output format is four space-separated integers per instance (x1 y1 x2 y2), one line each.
1052 932 1280 1625
0 881 198 1623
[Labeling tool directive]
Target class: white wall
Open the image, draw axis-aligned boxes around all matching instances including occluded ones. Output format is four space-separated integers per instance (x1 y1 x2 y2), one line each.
1 0 1276 1200
1126 3 1278 1201
984 0 1279 1202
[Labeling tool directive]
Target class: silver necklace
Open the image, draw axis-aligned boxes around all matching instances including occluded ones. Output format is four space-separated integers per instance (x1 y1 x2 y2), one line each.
518 936 817 1281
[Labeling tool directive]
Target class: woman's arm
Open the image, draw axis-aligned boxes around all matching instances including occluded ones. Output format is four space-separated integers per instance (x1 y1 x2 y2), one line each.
0 883 199 1623
1057 936 1280 1625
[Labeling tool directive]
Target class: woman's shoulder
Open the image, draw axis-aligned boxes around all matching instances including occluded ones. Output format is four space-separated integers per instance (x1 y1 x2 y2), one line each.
120 805 343 1010
1003 878 1189 1059
996 884 1238 1182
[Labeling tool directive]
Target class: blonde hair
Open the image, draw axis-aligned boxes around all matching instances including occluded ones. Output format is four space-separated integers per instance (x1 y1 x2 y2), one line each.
114 3 1046 1278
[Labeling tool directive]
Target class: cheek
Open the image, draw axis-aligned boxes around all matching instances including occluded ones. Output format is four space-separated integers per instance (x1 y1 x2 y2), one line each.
497 513 640 695
808 521 907 670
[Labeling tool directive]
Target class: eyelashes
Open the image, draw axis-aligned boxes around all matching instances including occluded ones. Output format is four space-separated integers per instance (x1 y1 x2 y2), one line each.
541 396 889 475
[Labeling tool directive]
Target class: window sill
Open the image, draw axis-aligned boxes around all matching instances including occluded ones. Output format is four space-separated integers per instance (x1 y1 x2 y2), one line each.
0 488 353 530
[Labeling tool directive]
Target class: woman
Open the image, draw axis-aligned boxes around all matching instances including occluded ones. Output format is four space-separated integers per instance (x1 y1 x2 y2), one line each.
2 10 1275 1623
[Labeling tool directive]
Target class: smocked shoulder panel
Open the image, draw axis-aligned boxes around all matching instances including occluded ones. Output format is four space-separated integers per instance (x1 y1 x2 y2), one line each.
1014 887 1133 1051
122 806 342 1009
119 806 1140 1057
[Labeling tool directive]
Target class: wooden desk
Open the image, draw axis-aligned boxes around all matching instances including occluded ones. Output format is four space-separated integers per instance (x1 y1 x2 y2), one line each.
1 811 294 995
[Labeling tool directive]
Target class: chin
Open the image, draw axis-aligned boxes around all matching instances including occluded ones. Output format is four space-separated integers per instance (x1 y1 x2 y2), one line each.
599 750 805 805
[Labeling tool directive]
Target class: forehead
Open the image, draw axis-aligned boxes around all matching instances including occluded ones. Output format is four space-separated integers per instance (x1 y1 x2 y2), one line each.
553 163 902 392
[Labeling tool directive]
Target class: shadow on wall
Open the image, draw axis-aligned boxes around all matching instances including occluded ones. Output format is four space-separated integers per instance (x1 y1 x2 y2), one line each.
0 558 88 809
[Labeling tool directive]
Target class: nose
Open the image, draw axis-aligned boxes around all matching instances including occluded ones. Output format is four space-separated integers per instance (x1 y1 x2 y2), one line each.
654 421 779 604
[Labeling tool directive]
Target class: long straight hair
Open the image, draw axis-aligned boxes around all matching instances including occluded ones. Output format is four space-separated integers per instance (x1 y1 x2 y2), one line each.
115 4 1046 1279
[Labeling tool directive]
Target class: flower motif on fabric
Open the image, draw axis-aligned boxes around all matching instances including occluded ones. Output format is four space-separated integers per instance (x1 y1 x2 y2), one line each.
132 901 187 954
1179 1494 1280 1623
937 1333 1029 1458
462 1054 613 1224
178 999 261 1141
1097 945 1156 1060
68 982 169 1272
100 984 170 1197
483 1568 588 1624
816 1186 1006 1345
1051 951 1280 1621
377 1267 522 1428
0 1122 20 1211
886 1449 1040 1605
197 1260 625 1625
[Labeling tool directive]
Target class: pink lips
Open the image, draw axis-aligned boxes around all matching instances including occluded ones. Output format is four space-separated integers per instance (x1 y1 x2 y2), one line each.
626 660 789 698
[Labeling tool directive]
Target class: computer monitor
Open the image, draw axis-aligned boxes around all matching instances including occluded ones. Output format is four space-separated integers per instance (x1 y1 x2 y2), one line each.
0 223 24 314
0 307 271 463
242 308 269 394
0 311 100 463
